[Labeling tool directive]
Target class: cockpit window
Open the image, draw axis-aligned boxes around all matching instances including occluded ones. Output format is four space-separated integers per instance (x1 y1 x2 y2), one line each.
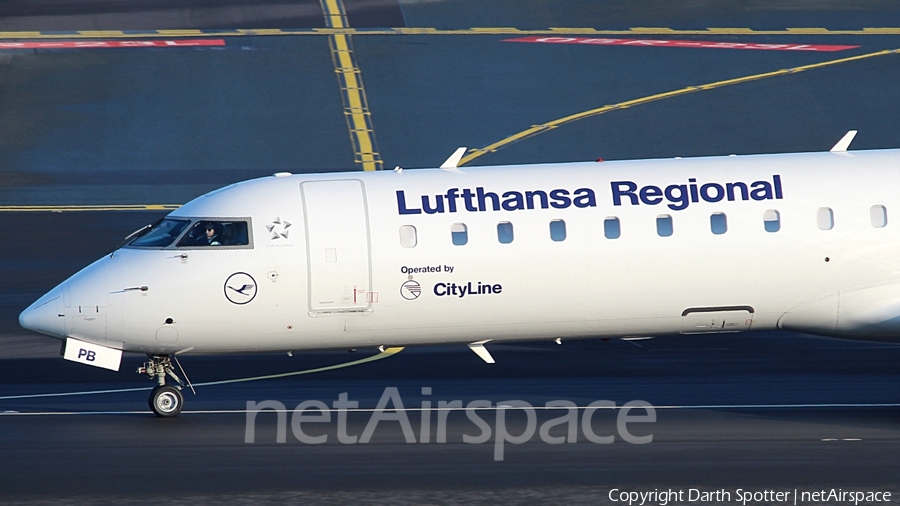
129 219 191 248
177 220 250 247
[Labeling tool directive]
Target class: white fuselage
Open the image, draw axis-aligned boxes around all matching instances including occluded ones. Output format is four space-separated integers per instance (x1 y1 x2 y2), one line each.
20 148 900 357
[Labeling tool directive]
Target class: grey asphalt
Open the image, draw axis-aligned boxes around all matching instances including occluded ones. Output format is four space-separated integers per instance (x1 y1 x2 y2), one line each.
5 35 900 204
0 0 404 30
4 0 899 32
2 1 900 503
2 334 900 503
400 0 900 31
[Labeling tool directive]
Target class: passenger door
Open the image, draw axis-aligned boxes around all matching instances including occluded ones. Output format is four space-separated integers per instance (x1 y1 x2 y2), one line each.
301 179 372 313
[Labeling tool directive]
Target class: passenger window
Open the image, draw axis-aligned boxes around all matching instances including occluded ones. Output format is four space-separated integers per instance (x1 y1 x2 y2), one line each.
549 220 566 241
178 220 250 247
400 225 417 248
871 205 887 228
817 207 834 230
604 217 620 239
451 223 468 246
763 210 780 232
497 222 514 244
129 219 190 248
710 213 727 235
656 215 673 237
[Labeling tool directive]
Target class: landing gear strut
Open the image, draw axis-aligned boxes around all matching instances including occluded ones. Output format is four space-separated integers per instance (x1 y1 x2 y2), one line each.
138 355 190 417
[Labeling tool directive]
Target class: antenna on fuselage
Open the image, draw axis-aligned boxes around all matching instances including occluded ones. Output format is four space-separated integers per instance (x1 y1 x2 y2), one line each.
440 147 467 173
830 130 858 153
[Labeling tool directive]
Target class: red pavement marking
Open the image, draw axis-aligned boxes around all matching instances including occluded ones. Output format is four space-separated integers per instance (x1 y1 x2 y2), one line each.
504 36 859 52
0 39 226 49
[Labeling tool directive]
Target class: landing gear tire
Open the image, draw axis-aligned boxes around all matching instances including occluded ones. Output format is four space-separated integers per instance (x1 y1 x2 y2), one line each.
149 385 184 418
139 355 193 417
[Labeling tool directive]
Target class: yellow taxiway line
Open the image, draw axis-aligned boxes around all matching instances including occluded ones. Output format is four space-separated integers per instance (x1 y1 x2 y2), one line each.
459 48 900 165
321 0 383 171
5 25 898 207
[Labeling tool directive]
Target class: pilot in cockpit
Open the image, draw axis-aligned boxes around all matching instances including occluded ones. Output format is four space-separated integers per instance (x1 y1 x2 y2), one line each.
204 222 222 246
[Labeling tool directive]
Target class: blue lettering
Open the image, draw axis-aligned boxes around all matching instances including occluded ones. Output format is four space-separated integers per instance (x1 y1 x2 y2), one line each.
396 191 421 215
664 184 689 210
422 195 445 214
700 183 724 202
549 189 571 209
573 188 596 208
462 188 478 211
396 176 783 216
750 181 773 201
501 191 525 211
726 182 748 201
606 175 784 210
639 185 663 205
525 190 548 210
445 188 460 213
477 187 500 211
611 181 638 206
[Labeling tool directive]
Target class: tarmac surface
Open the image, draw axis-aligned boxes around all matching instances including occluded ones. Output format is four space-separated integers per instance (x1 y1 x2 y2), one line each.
2 333 899 504
2 1 900 504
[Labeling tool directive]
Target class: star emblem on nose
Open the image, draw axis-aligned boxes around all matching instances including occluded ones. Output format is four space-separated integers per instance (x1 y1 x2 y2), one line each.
266 217 291 240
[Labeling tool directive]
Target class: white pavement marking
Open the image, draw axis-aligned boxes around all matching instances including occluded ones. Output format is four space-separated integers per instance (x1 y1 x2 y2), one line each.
2 403 900 416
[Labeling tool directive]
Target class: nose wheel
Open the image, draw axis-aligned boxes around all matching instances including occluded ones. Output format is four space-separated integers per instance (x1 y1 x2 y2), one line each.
138 354 193 417
149 385 183 417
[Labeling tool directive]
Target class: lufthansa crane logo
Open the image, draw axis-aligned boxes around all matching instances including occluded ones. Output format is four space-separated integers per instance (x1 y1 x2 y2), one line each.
400 280 422 300
224 272 257 305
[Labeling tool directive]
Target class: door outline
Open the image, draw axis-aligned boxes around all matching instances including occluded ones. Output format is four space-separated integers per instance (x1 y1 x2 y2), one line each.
680 305 755 334
301 179 373 314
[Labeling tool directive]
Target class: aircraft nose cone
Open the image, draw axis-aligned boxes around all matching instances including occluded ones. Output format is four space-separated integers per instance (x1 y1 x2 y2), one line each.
19 285 66 339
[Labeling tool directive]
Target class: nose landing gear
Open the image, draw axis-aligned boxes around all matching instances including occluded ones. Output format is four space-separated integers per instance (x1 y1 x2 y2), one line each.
138 354 192 417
